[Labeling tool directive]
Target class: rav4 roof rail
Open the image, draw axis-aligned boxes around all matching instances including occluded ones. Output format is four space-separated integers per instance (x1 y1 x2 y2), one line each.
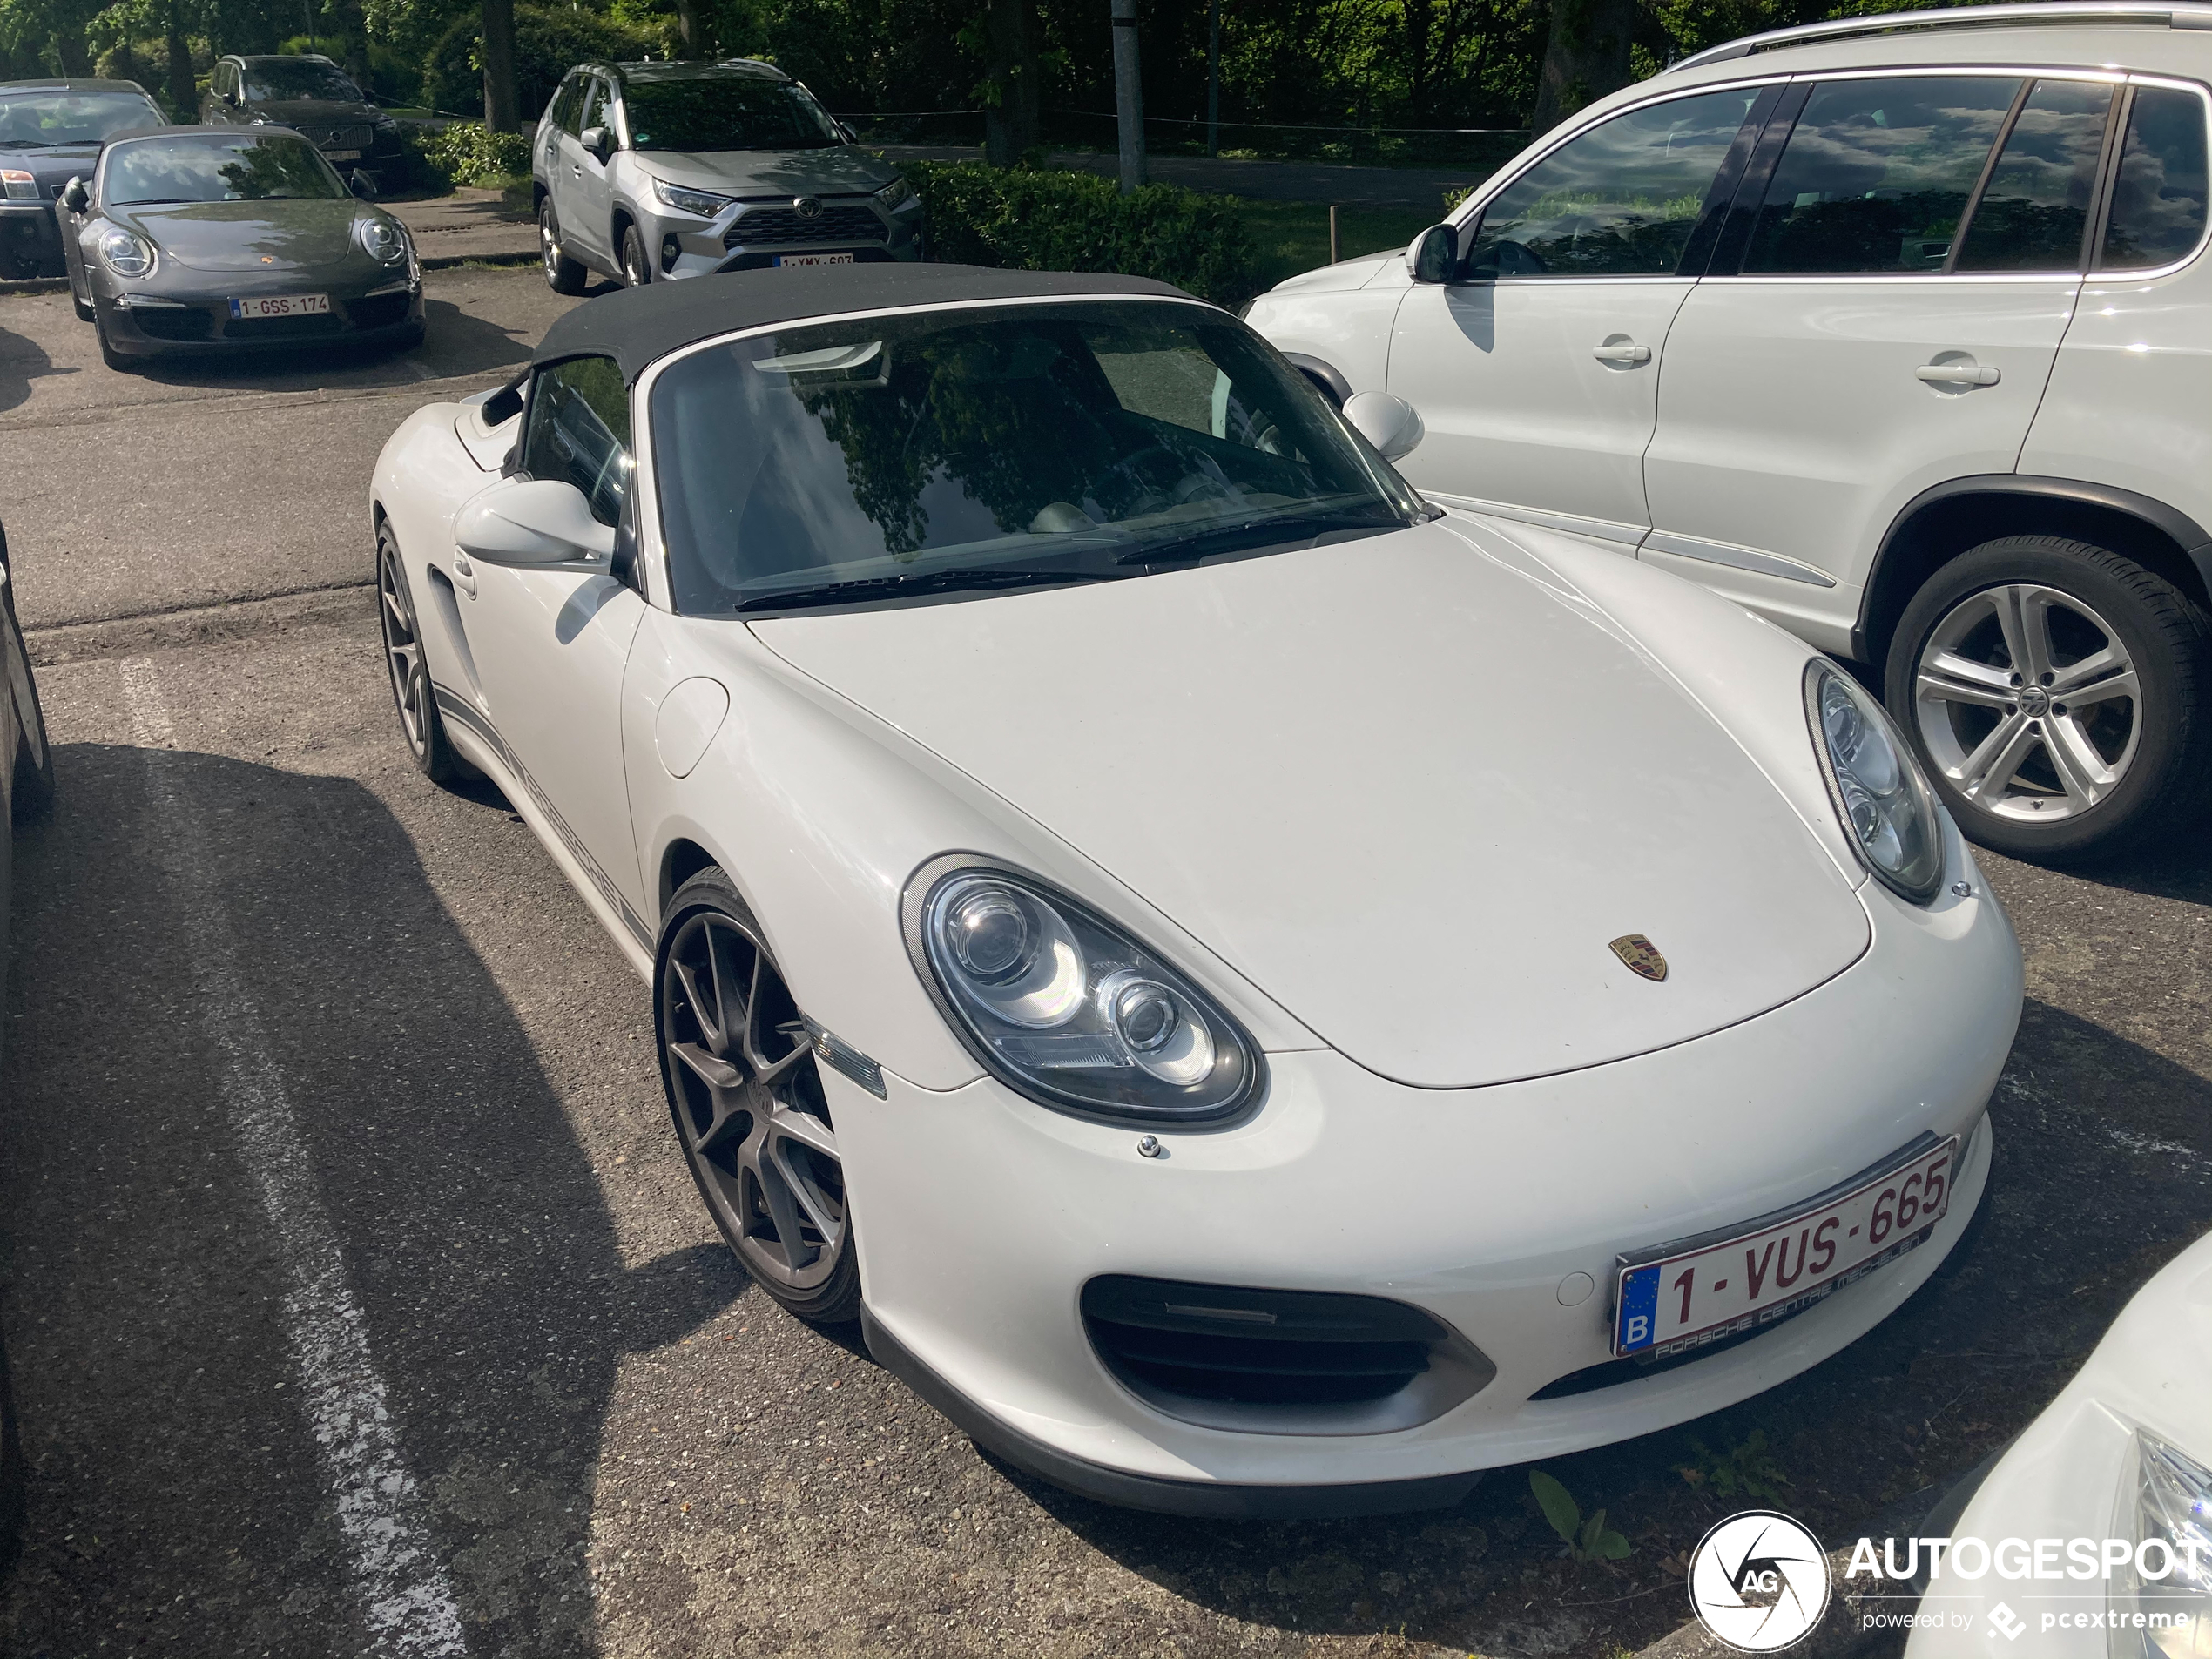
1668 2 2212 73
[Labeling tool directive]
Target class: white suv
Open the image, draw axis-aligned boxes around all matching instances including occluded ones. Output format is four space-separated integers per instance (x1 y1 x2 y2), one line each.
1246 2 2212 860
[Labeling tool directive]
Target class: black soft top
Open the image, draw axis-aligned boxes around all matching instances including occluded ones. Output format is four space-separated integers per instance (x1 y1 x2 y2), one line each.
531 263 1201 385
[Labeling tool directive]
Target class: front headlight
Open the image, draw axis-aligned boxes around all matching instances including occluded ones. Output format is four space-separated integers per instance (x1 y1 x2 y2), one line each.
1804 661 1944 904
651 176 733 218
98 228 154 278
359 216 408 264
908 863 1261 1125
2109 1430 2212 1658
873 176 914 211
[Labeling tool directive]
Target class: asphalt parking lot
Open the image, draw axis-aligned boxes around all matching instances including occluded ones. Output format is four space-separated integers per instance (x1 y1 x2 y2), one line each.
1 266 2209 1659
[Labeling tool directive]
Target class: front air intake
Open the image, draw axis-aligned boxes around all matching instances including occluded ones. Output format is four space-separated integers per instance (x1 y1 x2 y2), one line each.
1081 1276 1494 1436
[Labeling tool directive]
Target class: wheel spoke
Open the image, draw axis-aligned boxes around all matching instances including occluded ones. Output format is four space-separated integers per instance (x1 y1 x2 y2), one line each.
1954 711 2039 801
668 1042 749 1154
2045 714 2118 808
772 1142 843 1250
705 925 751 1057
1918 650 2016 711
769 1102 838 1161
671 955 724 1053
743 1119 818 1270
382 586 411 636
2051 645 2136 705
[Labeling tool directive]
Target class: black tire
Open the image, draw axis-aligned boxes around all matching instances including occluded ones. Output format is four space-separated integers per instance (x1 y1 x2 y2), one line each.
620 220 652 287
4 579 53 825
1884 536 2212 861
94 311 130 373
655 868 862 1325
70 280 92 322
539 198 587 296
375 522 471 786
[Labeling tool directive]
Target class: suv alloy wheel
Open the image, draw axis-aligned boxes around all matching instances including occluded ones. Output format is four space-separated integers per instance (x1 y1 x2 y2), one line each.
1885 536 2212 860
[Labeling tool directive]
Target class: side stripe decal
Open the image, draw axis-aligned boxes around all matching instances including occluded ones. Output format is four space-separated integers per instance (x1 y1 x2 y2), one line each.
433 684 656 951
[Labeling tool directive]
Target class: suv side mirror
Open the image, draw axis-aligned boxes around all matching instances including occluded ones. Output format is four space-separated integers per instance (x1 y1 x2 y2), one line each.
1405 222 1459 285
456 480 614 567
59 177 87 214
580 125 612 163
1342 391 1426 462
224 89 239 107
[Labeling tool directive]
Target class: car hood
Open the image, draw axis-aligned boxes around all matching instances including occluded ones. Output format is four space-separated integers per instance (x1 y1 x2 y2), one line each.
247 99 381 128
1 141 102 196
749 520 1872 1089
118 199 368 271
635 145 896 199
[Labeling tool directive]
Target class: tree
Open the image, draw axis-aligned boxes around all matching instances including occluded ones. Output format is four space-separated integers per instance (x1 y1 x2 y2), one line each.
480 0 516 131
1530 0 1635 132
980 0 1037 165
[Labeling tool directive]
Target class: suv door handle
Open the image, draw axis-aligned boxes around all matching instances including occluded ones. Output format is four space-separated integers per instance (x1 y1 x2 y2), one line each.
1591 342 1652 364
1917 361 2000 387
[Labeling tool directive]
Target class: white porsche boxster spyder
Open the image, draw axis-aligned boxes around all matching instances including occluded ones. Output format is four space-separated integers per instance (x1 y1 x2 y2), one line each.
369 264 2024 1517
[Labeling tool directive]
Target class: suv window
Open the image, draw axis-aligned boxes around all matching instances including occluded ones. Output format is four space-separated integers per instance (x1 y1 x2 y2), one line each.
1466 87 1760 278
548 73 584 137
578 78 609 138
524 357 632 528
1743 77 2020 274
2102 84 2209 269
1954 78 2114 273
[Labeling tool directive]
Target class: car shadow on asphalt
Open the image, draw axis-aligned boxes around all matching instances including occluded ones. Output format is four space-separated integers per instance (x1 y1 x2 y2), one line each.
0 320 78 417
0 741 744 1655
961 996 2212 1656
116 294 538 398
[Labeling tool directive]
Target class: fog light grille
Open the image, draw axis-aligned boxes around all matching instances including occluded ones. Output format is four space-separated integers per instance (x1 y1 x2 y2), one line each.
1082 1276 1493 1436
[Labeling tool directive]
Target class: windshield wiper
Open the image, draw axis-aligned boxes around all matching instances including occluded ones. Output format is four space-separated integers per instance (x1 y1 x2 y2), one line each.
733 563 1120 614
1111 506 1405 566
116 197 192 206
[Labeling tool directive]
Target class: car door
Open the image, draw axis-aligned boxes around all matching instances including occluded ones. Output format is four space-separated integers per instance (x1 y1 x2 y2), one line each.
1642 71 2107 650
1385 84 1771 550
559 77 617 266
460 353 652 935
538 71 581 198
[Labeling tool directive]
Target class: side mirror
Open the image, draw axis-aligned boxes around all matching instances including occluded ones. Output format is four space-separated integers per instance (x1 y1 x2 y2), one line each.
347 170 379 199
455 480 615 567
580 125 612 163
836 120 859 145
1342 391 1425 463
1405 223 1458 285
224 89 240 107
59 177 87 214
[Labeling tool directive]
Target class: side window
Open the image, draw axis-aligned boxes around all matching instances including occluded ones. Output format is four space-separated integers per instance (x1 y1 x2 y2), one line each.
547 74 579 137
2101 85 2209 270
523 356 633 528
578 79 607 138
1467 87 1760 278
1954 78 2114 272
1743 77 2021 274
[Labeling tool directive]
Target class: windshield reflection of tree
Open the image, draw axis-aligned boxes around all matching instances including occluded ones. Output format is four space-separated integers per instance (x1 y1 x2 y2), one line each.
215 138 341 200
792 319 1318 561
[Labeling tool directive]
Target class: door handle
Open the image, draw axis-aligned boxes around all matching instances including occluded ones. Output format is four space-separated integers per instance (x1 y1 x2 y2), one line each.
1917 361 2000 387
1591 342 1652 365
451 554 476 597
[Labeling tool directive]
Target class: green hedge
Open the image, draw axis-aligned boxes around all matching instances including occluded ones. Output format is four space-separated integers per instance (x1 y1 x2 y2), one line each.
408 121 534 189
894 160 1261 309
424 3 670 121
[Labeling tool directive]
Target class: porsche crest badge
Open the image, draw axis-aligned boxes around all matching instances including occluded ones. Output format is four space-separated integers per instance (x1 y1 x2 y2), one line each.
1608 934 1669 981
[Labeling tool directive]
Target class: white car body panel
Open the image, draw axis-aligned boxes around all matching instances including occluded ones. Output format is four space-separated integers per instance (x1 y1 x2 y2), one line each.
369 283 2024 1496
752 515 1871 1090
1907 1228 2212 1656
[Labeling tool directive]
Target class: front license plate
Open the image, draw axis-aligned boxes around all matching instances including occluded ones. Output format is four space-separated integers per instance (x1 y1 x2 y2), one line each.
773 252 854 267
1613 1136 1959 1357
326 149 362 160
228 293 331 319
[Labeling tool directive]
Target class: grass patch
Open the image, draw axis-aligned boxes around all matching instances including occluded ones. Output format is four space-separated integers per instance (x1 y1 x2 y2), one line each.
1239 200 1437 292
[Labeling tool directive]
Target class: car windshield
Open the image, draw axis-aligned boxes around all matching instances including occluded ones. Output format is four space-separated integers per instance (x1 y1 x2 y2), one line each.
105 132 344 203
0 91 163 146
624 76 843 152
243 60 364 102
650 300 1426 614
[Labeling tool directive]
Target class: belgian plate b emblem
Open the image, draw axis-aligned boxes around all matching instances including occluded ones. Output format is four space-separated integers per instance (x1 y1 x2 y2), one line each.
1608 934 1669 981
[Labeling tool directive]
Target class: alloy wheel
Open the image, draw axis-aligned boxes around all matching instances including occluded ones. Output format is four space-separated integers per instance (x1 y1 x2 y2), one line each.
539 204 563 283
1912 582 2141 822
377 535 429 759
660 910 846 1295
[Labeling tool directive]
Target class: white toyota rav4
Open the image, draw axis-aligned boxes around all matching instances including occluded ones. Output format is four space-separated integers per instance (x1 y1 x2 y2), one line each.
1246 1 2212 860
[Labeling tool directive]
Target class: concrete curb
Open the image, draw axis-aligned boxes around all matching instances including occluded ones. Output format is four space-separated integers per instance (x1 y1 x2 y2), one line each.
1630 1487 1937 1659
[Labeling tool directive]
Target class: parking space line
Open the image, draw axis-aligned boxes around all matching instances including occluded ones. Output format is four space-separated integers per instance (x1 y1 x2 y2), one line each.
119 657 469 1659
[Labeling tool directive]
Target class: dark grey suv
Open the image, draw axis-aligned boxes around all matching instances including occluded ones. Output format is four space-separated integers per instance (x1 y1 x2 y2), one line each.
200 54 409 186
532 57 922 292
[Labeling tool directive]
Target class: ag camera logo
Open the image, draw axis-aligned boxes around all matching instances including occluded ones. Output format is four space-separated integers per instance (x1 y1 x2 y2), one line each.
1688 1510 1832 1651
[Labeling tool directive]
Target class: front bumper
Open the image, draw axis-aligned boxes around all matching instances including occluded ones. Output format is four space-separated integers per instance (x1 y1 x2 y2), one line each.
0 200 62 278
833 828 2020 1512
98 278 423 355
639 192 924 281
